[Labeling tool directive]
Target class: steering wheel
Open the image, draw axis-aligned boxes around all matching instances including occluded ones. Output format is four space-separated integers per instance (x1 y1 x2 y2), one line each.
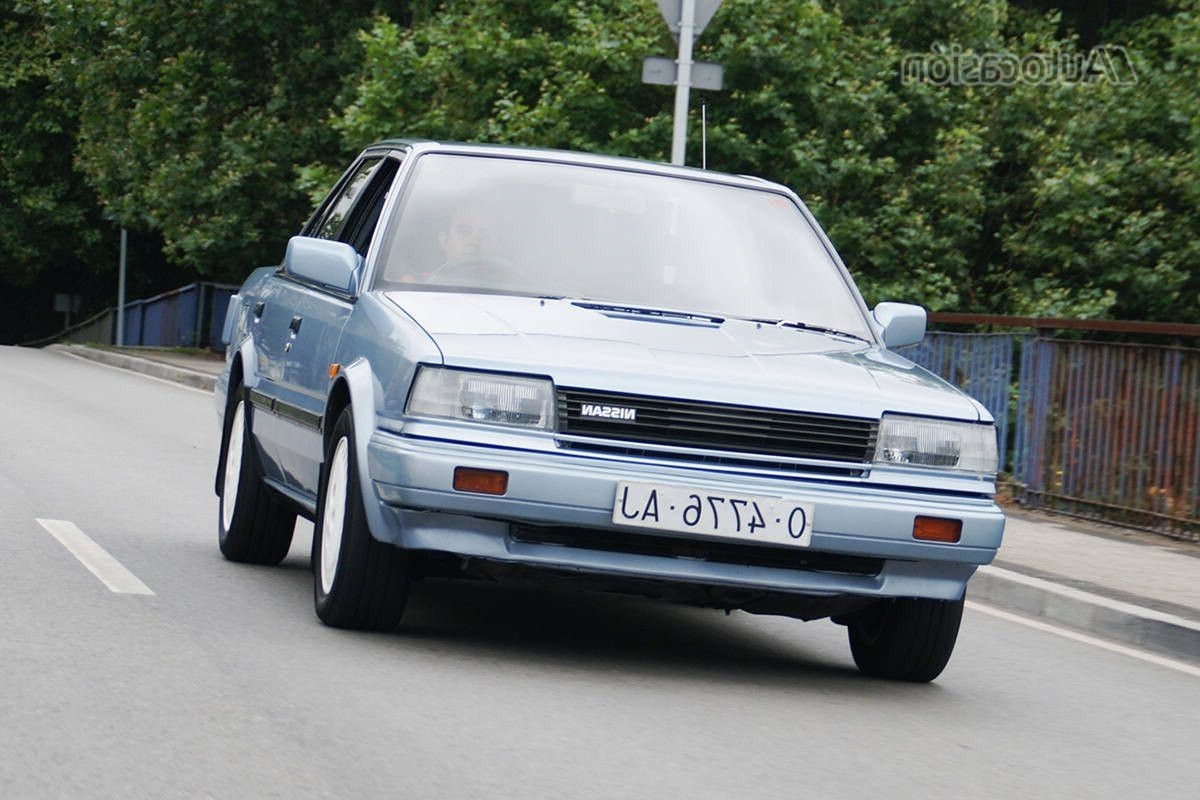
427 257 527 286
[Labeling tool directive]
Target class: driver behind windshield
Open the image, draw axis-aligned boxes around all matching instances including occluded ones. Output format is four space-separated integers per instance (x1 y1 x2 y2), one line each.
438 205 499 265
420 203 528 288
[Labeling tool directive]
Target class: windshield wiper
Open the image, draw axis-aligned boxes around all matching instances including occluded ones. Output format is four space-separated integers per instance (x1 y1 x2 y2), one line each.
746 318 872 344
570 300 724 324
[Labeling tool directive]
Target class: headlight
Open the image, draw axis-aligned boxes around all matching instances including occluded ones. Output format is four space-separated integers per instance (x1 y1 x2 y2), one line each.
874 414 997 477
406 366 554 430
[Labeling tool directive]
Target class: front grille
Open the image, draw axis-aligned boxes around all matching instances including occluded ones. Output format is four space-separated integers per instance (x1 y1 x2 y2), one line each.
556 388 877 473
511 524 884 577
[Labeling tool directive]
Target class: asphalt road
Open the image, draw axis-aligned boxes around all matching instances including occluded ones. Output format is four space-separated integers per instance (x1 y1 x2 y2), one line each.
2 345 1197 799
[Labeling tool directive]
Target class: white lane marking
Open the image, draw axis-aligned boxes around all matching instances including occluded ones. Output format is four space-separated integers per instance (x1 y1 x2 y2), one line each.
967 601 1200 678
36 519 155 596
52 347 212 396
979 564 1200 632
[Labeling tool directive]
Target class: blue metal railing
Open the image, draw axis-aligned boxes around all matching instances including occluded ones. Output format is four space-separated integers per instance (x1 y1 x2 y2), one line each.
117 282 238 348
1013 338 1199 540
35 282 238 350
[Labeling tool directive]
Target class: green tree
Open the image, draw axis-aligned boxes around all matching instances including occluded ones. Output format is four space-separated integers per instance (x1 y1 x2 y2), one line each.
0 1 119 343
324 0 1015 310
307 0 665 196
4 0 1197 339
996 3 1200 319
322 0 1199 321
53 0 409 280
0 0 105 288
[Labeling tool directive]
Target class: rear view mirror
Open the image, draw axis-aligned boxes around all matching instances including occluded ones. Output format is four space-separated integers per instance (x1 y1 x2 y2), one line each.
284 236 362 294
872 302 926 348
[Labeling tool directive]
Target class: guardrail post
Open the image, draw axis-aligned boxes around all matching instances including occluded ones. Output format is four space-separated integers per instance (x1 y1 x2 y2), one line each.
194 282 206 348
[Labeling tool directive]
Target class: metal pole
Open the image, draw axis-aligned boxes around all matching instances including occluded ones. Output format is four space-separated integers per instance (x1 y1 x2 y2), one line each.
670 0 697 165
116 227 127 347
701 102 707 169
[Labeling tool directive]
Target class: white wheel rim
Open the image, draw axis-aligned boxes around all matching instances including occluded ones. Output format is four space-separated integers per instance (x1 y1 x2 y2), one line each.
320 436 350 596
221 401 245 532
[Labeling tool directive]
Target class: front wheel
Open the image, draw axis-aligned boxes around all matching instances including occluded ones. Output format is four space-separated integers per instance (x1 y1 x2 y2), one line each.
847 597 964 682
312 407 412 630
217 391 296 565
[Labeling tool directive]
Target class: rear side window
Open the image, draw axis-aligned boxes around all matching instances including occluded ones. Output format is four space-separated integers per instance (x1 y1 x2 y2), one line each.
312 157 382 241
342 158 400 257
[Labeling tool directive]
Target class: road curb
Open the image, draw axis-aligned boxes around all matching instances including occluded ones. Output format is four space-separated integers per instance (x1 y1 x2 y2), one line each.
49 344 217 392
972 565 1200 662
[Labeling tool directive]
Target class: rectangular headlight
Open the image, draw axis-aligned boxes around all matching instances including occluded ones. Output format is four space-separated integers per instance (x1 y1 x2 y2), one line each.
874 414 998 477
406 367 554 430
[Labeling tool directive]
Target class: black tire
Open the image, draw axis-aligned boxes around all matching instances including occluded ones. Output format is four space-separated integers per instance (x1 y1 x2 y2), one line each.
216 387 296 565
312 406 411 630
847 597 964 682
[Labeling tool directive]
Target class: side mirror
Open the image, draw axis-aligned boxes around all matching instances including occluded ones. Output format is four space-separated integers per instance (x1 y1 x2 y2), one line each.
284 236 362 294
872 302 926 348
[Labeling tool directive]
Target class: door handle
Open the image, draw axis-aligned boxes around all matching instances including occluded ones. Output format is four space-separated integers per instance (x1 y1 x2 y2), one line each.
284 316 302 353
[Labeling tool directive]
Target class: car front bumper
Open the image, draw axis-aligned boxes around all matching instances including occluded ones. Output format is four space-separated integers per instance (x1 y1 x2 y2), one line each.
366 429 1005 603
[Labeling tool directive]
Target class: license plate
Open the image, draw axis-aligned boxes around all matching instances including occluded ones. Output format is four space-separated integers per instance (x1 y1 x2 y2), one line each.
611 481 815 547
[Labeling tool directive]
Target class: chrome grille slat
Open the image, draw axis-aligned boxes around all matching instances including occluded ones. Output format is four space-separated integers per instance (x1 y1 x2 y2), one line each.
557 388 878 470
562 427 865 451
606 410 874 433
587 420 873 444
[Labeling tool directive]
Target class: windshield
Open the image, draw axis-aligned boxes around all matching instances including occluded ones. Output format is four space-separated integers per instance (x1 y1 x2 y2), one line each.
374 153 873 339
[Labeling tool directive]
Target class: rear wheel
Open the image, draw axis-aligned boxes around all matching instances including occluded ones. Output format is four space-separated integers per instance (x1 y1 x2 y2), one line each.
217 389 296 565
313 407 411 630
847 597 964 682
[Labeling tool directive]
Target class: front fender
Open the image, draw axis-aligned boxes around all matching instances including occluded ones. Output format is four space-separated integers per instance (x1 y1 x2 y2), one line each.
237 334 262 392
214 333 267 496
335 358 394 544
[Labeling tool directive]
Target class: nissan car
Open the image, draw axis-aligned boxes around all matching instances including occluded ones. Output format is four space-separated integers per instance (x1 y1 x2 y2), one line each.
214 139 1004 682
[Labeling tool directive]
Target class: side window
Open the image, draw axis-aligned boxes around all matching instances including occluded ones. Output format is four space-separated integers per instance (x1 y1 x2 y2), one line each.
312 157 382 241
341 158 401 257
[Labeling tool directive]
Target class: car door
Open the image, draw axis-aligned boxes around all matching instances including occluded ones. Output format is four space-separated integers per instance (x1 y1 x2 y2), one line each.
266 154 402 504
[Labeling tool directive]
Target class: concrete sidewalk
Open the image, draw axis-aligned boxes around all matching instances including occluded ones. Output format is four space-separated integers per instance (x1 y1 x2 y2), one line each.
48 342 1200 662
974 514 1199 661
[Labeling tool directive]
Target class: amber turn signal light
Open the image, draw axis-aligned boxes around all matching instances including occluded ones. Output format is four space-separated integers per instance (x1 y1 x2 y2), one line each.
453 467 509 495
913 516 962 543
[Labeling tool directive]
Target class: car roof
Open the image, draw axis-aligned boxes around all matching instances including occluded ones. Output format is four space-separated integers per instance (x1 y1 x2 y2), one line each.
362 138 795 196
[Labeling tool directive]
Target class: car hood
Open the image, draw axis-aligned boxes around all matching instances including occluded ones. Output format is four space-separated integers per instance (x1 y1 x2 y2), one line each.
384 292 985 421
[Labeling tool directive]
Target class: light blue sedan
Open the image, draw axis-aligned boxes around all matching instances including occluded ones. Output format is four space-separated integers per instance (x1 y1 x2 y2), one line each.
215 140 1004 681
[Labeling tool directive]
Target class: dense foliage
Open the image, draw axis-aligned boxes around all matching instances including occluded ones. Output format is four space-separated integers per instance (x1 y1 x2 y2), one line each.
2 0 1197 341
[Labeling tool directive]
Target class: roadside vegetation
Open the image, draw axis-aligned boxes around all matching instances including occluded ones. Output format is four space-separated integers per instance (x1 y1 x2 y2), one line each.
3 0 1197 342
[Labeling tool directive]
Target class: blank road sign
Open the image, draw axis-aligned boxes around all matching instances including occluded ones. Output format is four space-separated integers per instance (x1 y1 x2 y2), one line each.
642 57 725 91
53 293 81 313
